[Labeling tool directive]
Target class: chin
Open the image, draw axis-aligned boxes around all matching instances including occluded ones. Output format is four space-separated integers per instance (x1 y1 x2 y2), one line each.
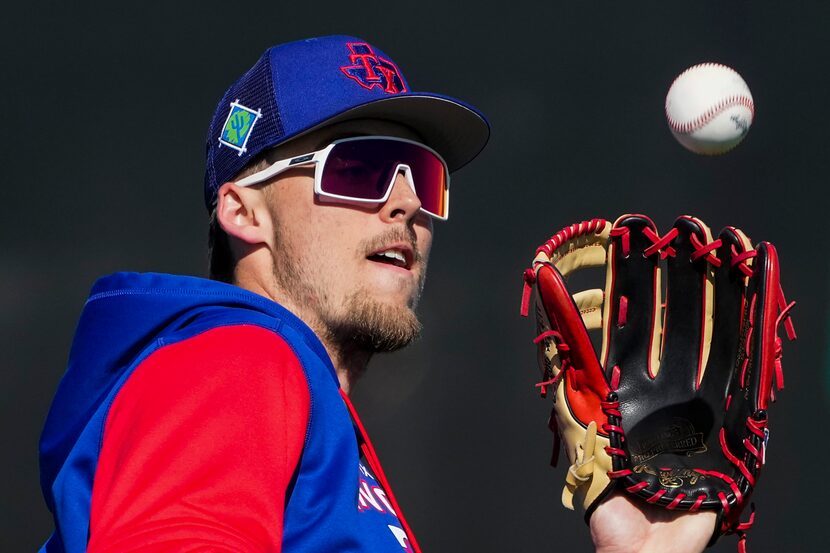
331 291 422 353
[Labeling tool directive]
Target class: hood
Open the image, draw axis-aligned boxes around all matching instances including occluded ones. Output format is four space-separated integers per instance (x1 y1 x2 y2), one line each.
38 272 330 511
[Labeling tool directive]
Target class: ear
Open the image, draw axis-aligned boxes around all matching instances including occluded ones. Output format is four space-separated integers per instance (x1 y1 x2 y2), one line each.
215 182 274 247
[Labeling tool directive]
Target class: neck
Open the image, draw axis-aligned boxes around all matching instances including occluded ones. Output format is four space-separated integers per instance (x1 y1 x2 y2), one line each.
291 314 372 395
322 339 372 394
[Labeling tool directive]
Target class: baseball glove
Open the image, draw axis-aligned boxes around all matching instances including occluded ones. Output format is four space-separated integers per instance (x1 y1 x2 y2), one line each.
519 214 795 549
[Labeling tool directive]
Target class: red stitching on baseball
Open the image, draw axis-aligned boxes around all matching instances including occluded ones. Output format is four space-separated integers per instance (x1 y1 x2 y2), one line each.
667 95 754 134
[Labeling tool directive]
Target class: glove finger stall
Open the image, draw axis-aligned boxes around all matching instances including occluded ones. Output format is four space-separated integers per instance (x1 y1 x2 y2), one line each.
603 214 662 398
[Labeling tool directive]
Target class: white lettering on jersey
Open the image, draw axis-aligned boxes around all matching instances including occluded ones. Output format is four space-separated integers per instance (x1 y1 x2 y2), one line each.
374 487 396 515
388 524 413 552
358 480 385 512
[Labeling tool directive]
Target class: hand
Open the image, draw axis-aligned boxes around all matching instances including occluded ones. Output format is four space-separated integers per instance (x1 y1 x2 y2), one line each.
589 493 717 553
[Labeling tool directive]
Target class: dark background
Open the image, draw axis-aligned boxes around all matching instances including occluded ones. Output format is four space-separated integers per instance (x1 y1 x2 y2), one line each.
3 1 828 551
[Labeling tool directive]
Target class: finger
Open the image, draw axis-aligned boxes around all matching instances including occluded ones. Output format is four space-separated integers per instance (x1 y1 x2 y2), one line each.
698 226 753 406
733 241 781 414
602 214 662 393
721 240 781 503
658 216 715 393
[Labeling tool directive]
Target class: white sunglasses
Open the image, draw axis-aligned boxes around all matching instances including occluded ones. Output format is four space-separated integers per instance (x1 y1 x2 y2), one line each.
235 136 451 220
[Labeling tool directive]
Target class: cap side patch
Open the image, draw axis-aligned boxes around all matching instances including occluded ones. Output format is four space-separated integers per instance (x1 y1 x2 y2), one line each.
219 100 263 155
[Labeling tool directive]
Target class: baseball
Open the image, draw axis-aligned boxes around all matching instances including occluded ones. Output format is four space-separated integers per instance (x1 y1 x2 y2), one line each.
665 63 754 155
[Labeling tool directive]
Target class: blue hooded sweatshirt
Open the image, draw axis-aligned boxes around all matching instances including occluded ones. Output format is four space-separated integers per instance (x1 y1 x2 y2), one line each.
38 272 416 552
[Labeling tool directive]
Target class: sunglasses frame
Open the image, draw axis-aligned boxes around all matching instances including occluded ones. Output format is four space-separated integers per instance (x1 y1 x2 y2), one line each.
234 136 451 220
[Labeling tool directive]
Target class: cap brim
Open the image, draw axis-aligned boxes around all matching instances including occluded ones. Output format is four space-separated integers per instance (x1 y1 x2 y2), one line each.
292 93 490 173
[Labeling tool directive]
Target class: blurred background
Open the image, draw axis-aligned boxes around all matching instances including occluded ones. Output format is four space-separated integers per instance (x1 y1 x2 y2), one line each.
3 1 828 551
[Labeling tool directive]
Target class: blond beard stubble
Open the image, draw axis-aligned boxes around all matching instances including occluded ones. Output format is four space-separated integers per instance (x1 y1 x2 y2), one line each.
271 225 424 353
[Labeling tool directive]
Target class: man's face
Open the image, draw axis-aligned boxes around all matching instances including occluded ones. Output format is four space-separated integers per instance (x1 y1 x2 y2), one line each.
262 120 435 353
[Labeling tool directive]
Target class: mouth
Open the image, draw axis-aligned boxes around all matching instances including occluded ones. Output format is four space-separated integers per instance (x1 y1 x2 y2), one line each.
366 242 415 271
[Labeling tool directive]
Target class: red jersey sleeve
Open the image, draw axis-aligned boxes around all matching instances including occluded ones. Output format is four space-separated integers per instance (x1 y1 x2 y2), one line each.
87 324 310 553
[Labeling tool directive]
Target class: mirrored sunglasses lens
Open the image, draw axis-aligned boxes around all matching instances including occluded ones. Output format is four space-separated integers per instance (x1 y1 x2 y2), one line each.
406 146 447 217
320 141 391 199
320 140 448 217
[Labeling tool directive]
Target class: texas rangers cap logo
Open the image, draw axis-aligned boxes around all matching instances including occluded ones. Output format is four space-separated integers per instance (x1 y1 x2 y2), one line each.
218 100 262 155
340 42 407 94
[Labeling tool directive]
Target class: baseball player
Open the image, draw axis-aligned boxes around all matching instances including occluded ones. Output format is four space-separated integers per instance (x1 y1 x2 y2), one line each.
37 35 719 552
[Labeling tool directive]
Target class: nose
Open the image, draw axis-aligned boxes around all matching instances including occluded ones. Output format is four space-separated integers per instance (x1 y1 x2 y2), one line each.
379 166 422 223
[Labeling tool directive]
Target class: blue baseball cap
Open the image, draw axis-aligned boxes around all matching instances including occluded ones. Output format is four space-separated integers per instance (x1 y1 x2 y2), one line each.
204 35 490 209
